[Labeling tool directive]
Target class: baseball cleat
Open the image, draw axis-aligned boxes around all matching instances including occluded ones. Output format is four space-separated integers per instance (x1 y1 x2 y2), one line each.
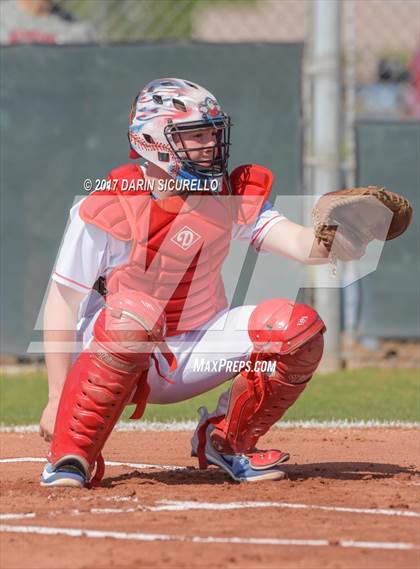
203 443 288 482
245 447 290 470
191 406 289 482
40 457 88 488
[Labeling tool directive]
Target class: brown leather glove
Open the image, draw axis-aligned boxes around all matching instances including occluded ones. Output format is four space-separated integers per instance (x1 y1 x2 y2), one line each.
312 186 413 261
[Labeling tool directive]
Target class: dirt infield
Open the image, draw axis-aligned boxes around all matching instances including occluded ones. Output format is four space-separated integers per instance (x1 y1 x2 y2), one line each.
1 428 419 569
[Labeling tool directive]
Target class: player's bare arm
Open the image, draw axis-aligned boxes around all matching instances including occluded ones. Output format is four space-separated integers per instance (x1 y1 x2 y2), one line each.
260 219 330 264
40 281 85 442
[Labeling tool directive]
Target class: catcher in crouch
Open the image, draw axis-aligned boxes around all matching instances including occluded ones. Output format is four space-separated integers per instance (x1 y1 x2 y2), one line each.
39 78 412 487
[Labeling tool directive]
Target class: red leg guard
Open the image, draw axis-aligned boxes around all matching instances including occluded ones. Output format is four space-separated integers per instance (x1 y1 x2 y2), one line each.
208 299 326 456
49 292 167 483
211 333 324 454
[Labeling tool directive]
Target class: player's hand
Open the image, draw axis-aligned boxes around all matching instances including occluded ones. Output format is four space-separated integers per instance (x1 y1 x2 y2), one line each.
39 399 59 442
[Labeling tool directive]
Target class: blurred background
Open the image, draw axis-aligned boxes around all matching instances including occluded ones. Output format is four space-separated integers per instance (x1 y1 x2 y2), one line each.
0 0 419 373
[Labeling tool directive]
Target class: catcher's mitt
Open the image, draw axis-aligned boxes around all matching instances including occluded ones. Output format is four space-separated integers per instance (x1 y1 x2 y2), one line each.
312 186 413 262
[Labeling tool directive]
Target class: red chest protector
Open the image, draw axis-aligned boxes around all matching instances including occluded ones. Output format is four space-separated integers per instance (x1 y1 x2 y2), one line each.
80 164 273 335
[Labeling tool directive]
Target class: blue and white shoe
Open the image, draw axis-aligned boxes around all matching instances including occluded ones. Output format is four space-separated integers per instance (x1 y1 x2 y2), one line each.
40 457 88 488
191 407 287 482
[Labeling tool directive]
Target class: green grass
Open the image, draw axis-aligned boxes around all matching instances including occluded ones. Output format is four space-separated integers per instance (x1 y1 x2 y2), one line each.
0 368 419 426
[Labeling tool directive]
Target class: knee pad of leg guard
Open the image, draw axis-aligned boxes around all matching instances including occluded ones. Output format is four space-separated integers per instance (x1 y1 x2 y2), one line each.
248 298 326 356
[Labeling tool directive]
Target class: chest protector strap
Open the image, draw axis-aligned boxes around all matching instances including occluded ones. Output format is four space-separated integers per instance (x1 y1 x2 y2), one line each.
230 164 274 225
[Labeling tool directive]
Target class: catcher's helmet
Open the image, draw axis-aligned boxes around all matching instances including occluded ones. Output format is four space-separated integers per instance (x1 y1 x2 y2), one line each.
128 78 232 180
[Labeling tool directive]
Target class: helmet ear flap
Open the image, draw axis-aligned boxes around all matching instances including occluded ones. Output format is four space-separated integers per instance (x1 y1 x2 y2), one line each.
129 148 140 159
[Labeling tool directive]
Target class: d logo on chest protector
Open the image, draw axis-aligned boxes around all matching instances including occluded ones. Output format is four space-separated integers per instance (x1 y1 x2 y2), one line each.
171 226 202 251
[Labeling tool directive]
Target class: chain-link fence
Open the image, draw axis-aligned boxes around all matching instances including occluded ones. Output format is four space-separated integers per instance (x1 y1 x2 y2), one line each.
58 0 419 118
343 0 419 120
60 0 308 43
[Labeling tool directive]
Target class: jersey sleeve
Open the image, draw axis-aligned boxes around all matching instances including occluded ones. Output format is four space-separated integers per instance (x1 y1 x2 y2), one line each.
52 198 130 294
231 201 287 252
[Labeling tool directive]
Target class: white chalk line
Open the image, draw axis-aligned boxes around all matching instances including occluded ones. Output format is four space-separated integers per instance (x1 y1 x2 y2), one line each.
1 419 419 433
1 498 419 520
0 513 36 520
148 500 420 518
0 524 418 551
1 457 419 520
0 456 187 471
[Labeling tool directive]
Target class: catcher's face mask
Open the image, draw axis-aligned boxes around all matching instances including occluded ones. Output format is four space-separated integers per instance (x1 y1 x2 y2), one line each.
164 116 232 179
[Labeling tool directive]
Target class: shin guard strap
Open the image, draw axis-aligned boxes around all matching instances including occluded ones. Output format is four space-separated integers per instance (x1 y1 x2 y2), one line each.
197 415 224 470
88 453 106 487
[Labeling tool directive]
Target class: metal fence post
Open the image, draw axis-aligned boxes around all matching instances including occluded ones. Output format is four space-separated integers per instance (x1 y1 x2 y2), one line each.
312 0 343 370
